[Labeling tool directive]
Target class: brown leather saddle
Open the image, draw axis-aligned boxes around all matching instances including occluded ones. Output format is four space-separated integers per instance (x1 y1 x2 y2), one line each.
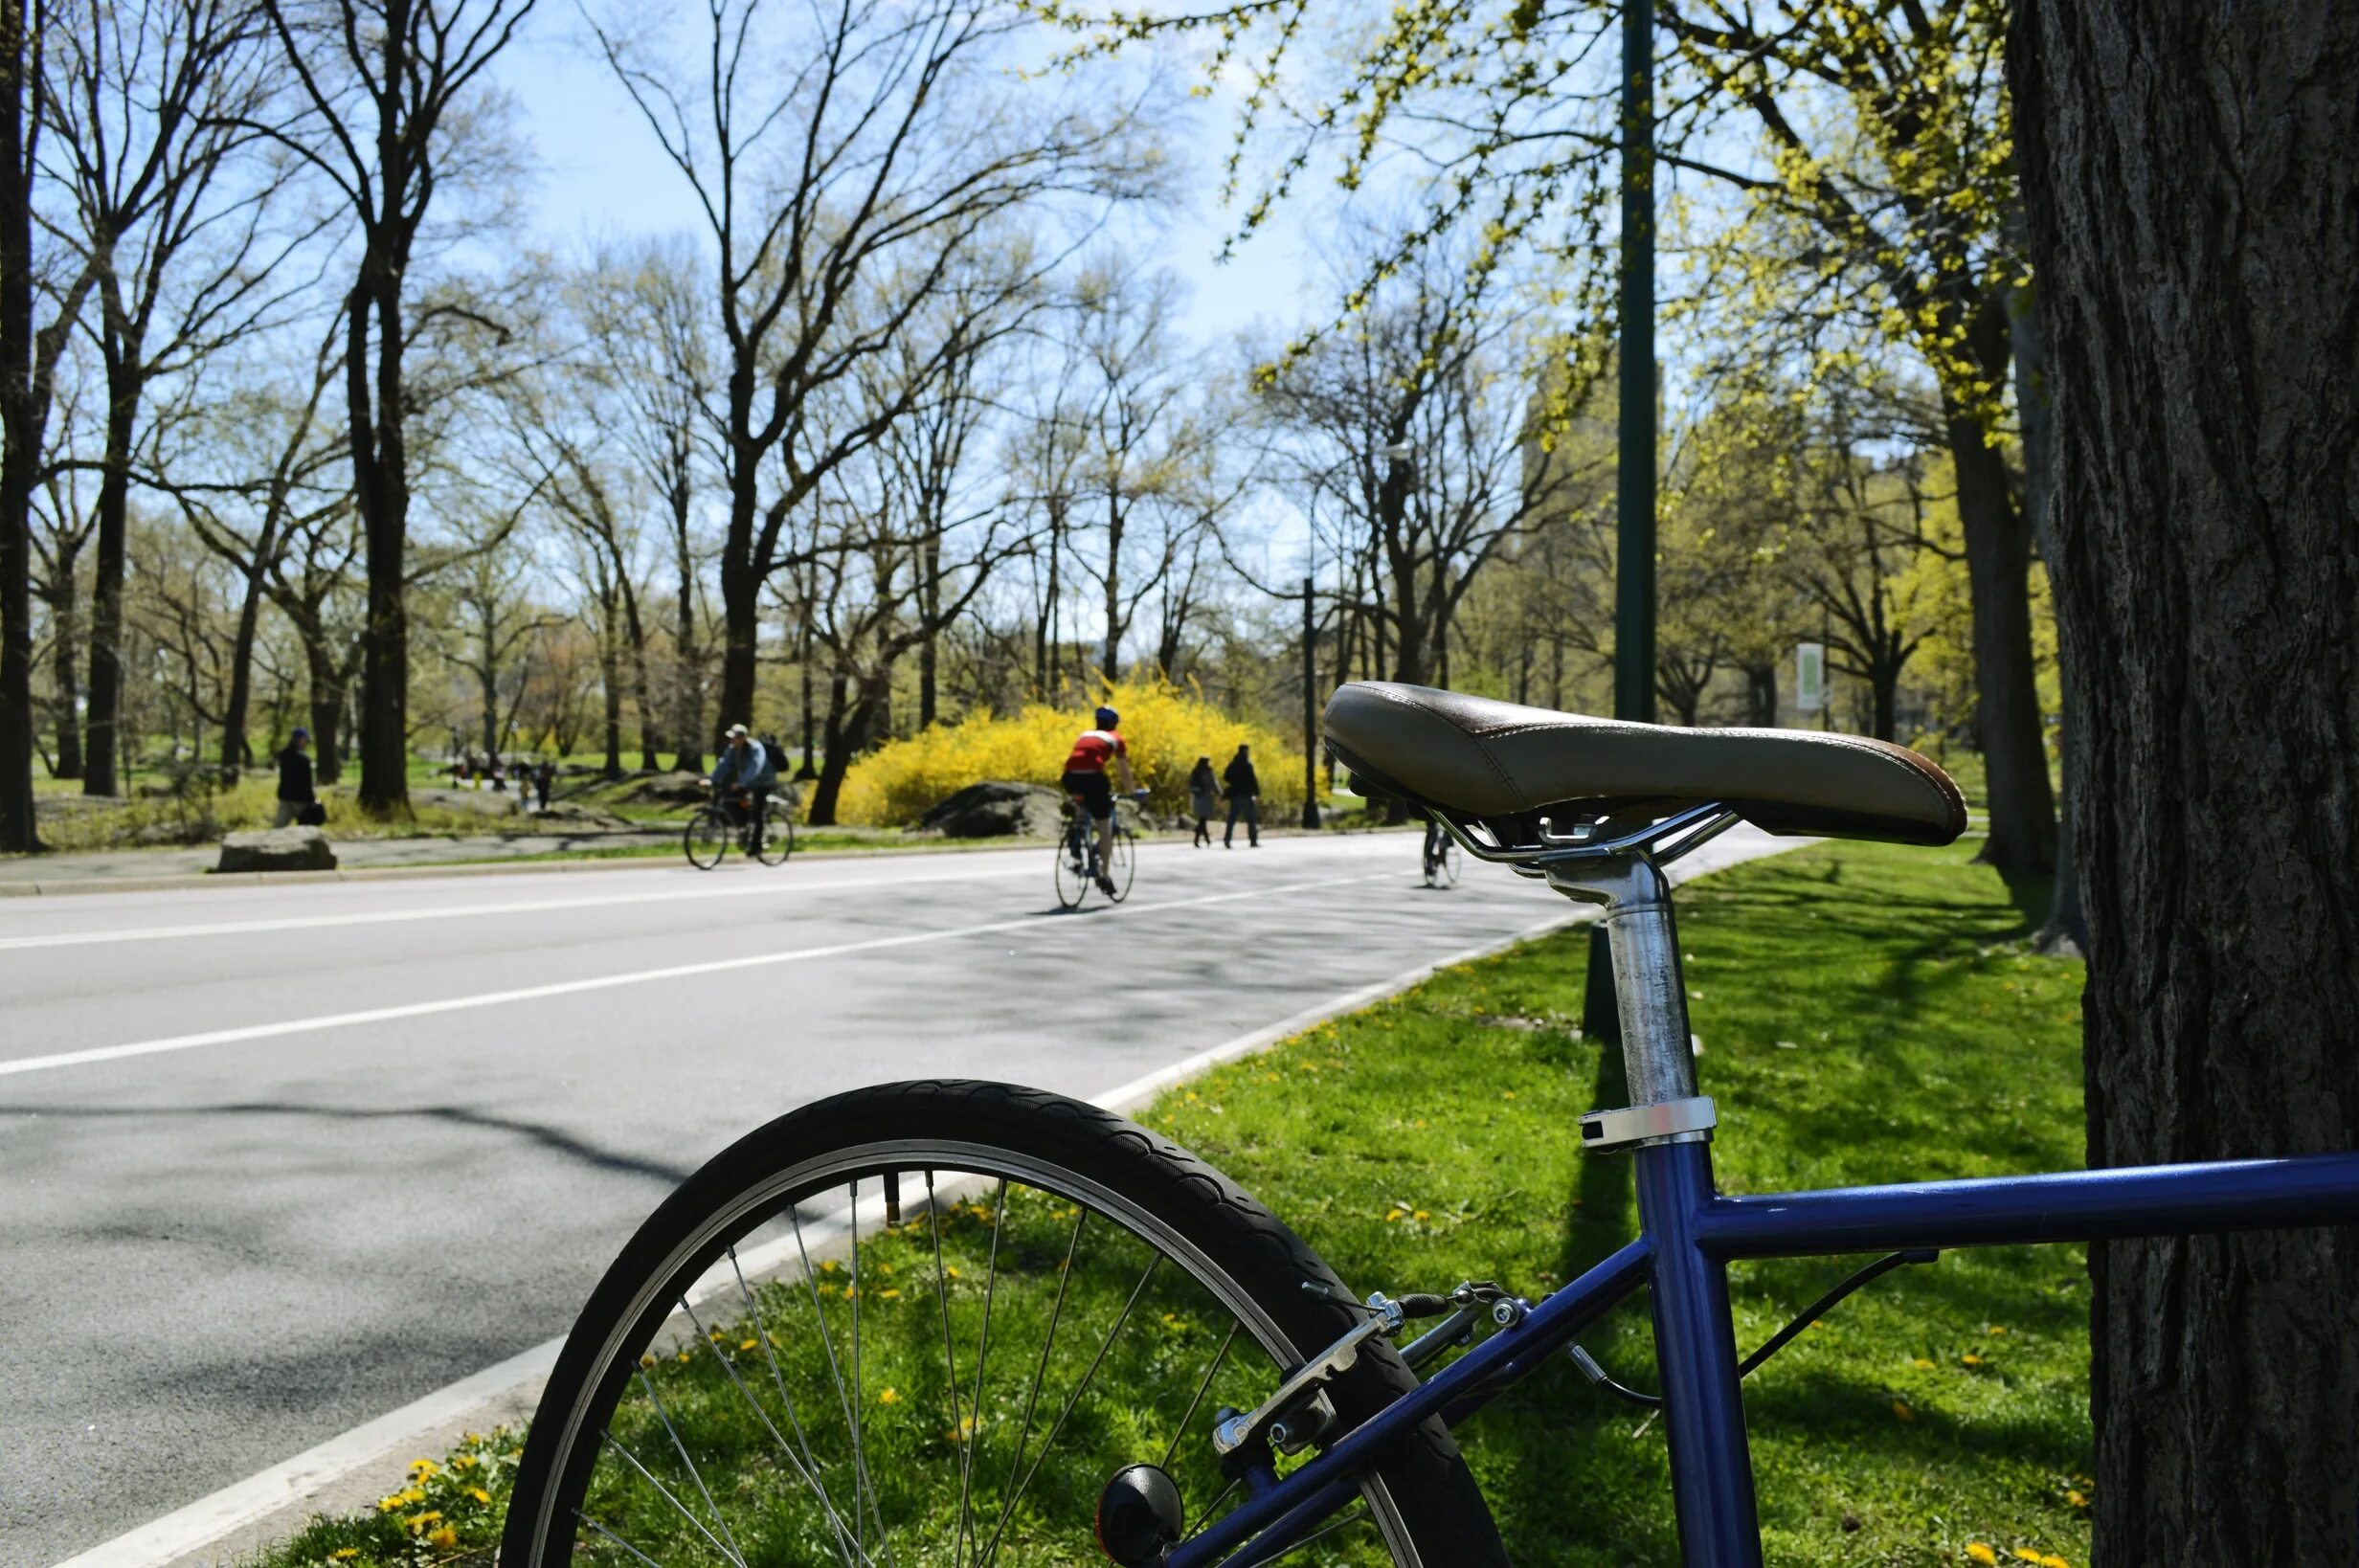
1323 682 1966 846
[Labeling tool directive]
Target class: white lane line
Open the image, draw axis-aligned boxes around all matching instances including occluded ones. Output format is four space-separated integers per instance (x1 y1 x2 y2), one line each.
0 870 1392 1080
44 907 1590 1568
0 860 1058 952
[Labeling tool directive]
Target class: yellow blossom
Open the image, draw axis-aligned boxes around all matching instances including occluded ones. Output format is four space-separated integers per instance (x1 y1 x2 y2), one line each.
428 1526 458 1549
878 1387 901 1404
1966 1548 1998 1567
1892 1400 1914 1422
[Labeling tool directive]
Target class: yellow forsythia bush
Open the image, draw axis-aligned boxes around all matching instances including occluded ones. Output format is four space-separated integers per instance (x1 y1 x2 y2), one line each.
837 679 1306 827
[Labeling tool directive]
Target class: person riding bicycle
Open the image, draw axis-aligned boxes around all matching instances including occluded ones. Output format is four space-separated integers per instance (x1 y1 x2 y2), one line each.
1061 705 1142 895
705 724 778 854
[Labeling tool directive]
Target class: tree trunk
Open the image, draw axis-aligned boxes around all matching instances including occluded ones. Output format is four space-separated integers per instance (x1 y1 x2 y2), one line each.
919 533 941 728
308 652 347 787
598 613 624 780
1741 661 1777 727
2012 265 2089 957
670 476 700 773
353 273 412 815
82 347 137 798
49 547 82 778
2011 5 2359 1560
218 553 270 781
1945 384 2057 872
716 532 758 752
805 669 877 827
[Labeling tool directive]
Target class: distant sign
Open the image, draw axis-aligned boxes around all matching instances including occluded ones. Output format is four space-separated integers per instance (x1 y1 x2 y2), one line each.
1795 642 1827 713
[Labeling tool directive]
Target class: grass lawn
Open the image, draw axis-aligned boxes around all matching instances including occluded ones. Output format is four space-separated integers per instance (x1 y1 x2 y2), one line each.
253 840 2089 1567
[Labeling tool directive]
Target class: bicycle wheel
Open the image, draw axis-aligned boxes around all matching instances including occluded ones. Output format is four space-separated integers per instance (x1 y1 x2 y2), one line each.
1105 824 1137 903
684 808 730 871
502 1082 1504 1568
1427 840 1459 889
753 810 795 867
1053 819 1091 909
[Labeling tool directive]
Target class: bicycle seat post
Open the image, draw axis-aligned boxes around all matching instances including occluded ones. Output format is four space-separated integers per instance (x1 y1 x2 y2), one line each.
1547 853 1696 1109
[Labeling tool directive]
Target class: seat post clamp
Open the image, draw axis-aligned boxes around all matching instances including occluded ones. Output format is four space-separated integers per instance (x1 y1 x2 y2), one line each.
1579 1095 1717 1154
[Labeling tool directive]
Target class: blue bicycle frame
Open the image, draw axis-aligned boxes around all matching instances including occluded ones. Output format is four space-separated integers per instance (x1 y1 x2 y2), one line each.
1163 815 2359 1568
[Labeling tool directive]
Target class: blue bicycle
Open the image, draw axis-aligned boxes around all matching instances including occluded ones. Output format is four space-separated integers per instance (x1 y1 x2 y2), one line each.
502 682 2359 1568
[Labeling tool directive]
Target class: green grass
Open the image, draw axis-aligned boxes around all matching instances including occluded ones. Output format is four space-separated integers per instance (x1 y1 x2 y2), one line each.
251 840 2090 1568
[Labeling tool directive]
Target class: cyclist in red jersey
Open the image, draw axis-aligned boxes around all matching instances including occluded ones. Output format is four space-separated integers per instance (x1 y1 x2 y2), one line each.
1062 705 1142 894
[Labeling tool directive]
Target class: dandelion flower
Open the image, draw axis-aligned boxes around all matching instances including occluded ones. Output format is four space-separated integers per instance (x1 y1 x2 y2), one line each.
2066 1490 2087 1509
1962 1354 1984 1366
1891 1400 1914 1422
881 1288 902 1299
878 1387 901 1404
331 1552 360 1562
428 1526 459 1549
470 1486 491 1504
1966 1547 1998 1566
740 1338 758 1352
1912 1358 1936 1370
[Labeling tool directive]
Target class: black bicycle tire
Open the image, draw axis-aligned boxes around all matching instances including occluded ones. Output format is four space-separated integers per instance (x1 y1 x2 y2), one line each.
499 1080 1507 1568
683 807 730 871
1107 824 1137 903
1053 819 1091 909
753 810 794 866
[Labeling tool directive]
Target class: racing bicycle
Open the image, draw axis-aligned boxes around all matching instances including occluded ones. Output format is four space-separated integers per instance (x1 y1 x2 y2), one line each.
1053 790 1144 909
503 681 2359 1568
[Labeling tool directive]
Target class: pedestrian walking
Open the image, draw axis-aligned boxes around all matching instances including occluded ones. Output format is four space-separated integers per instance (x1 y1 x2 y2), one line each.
274 728 318 828
534 759 554 812
1223 743 1261 848
1188 755 1218 847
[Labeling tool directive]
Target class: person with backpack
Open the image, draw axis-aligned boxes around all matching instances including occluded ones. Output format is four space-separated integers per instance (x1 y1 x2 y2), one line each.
274 728 319 828
1223 743 1261 848
706 723 779 854
1188 755 1218 847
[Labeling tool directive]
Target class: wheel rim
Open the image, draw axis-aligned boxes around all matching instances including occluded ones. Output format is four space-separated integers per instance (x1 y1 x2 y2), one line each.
1053 824 1090 908
1107 829 1136 903
756 815 794 866
685 812 729 870
516 1143 1422 1566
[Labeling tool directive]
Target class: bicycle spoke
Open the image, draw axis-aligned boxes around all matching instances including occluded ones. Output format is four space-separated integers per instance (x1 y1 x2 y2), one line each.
978 1204 1088 1563
577 1509 671 1568
792 1197 891 1563
981 1249 1165 1568
922 1172 974 1567
1160 1319 1242 1473
680 1288 865 1567
955 1177 1008 1568
600 1415 744 1568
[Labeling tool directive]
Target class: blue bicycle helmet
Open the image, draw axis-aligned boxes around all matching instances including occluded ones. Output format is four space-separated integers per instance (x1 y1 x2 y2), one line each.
1095 706 1119 728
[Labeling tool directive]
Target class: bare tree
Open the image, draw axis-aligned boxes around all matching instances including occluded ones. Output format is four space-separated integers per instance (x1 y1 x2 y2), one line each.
254 0 534 811
570 236 711 770
45 0 316 795
584 0 1154 745
168 314 347 775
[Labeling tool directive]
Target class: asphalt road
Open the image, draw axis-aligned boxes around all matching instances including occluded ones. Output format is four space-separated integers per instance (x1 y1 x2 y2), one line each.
0 826 1786 1565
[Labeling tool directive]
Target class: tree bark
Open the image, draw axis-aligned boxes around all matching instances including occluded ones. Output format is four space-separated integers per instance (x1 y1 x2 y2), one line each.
806 668 877 827
81 342 137 797
2011 4 2359 1559
48 544 82 778
304 638 346 786
670 474 700 773
352 265 412 813
0 10 38 848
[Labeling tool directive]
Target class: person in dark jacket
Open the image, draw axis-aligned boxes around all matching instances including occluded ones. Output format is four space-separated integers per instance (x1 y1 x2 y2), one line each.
1223 744 1261 847
274 728 317 827
1187 755 1218 847
533 759 554 812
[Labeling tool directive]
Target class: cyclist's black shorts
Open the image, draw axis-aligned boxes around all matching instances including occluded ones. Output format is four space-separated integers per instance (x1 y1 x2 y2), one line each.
1062 769 1114 820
